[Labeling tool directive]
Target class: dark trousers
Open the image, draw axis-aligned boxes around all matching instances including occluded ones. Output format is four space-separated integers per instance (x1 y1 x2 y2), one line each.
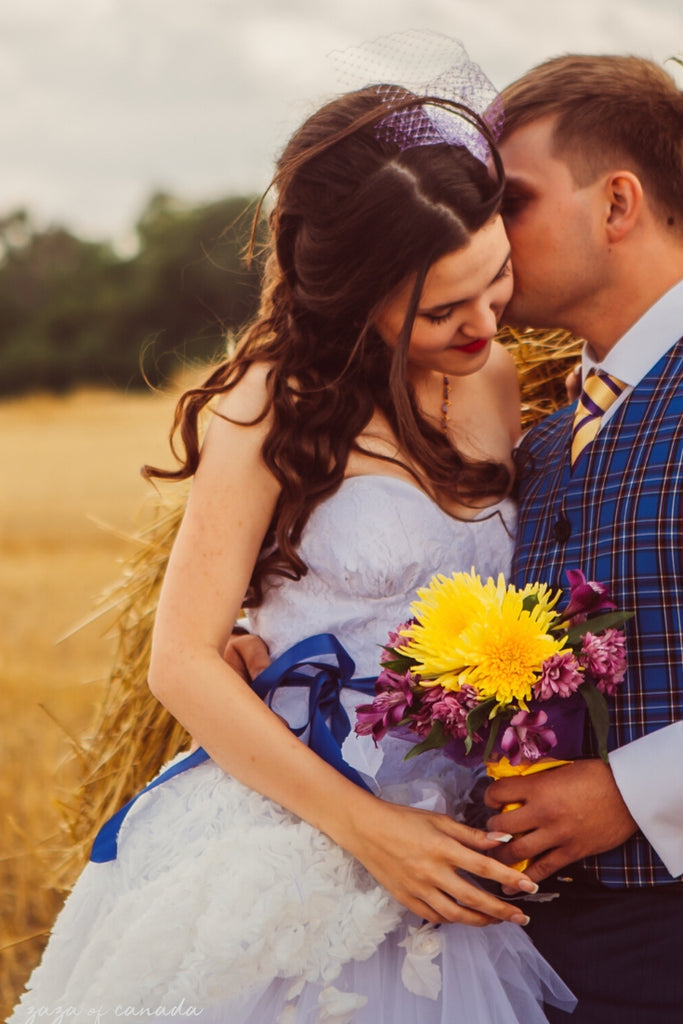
527 872 683 1023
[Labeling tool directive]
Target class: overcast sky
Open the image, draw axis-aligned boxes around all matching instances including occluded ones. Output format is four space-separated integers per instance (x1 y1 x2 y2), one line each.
2 0 682 244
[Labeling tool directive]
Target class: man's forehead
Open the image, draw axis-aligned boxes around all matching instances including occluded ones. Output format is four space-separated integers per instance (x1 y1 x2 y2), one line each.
500 117 563 179
500 115 557 154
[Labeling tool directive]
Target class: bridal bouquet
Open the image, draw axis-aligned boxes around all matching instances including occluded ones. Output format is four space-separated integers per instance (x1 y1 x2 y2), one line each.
355 568 632 773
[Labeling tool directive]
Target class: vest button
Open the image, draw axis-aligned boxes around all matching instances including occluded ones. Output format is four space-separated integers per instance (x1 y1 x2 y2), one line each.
552 517 571 543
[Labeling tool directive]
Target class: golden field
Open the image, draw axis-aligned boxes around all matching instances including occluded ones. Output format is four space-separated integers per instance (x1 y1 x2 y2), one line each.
0 387 181 1019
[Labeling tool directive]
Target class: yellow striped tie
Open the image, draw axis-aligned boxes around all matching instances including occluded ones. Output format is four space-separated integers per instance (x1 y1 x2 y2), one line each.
571 370 627 467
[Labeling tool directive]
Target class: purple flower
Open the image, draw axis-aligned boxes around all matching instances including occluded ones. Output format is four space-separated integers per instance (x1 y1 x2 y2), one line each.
355 668 415 742
533 651 584 700
500 709 558 765
562 569 616 623
578 629 627 696
380 620 415 664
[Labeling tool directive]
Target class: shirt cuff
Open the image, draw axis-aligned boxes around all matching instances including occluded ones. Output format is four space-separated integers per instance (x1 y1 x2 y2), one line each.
609 721 683 877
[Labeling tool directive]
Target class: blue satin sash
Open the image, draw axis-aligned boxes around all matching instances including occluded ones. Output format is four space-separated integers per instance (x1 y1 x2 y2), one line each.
90 633 376 863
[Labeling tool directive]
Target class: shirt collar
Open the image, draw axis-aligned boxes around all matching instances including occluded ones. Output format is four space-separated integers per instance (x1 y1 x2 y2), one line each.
582 276 683 385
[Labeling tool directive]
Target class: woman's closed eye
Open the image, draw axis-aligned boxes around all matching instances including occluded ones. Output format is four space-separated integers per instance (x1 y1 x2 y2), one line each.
494 258 512 282
423 258 511 326
424 308 455 325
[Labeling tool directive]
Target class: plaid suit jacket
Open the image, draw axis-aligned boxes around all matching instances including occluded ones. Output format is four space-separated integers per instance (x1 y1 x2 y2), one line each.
512 335 683 887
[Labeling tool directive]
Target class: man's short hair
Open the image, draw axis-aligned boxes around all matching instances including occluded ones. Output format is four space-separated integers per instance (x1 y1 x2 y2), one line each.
501 55 683 227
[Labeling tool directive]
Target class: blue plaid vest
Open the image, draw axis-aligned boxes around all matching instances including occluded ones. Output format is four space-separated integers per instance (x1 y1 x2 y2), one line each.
513 335 683 887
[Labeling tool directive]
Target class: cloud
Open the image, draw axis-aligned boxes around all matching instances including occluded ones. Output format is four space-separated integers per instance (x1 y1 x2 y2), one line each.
0 0 680 239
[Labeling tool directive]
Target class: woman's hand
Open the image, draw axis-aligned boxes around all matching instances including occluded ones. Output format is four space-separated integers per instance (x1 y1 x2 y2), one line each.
340 797 537 927
220 634 535 926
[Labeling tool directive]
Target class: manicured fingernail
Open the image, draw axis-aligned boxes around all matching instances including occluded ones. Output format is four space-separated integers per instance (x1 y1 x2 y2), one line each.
486 831 513 843
518 878 539 894
512 913 531 927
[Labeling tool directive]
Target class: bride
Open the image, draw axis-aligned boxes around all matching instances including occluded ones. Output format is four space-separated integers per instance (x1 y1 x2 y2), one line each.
11 51 575 1024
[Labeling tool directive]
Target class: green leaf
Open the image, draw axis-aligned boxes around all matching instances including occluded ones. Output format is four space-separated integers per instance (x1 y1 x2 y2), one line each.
464 698 497 753
379 649 416 674
522 593 540 613
482 713 504 761
404 721 447 760
578 682 611 762
466 698 497 734
565 611 634 647
379 658 410 674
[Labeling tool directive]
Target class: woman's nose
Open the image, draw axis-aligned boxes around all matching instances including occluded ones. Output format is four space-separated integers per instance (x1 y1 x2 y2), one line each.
461 303 498 339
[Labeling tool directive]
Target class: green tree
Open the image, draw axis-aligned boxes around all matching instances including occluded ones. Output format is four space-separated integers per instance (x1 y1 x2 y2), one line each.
0 194 265 396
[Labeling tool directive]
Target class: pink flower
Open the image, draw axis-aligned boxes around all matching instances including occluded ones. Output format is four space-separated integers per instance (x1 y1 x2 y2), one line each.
426 685 479 741
563 569 616 623
379 620 415 664
406 685 446 738
578 629 627 696
500 709 557 765
533 651 584 700
355 668 414 742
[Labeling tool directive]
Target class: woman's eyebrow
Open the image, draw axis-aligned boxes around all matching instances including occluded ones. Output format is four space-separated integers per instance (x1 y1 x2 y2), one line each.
419 250 512 314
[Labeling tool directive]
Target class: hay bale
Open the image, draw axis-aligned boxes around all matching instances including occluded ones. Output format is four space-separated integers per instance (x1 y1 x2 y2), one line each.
499 325 583 428
59 499 189 879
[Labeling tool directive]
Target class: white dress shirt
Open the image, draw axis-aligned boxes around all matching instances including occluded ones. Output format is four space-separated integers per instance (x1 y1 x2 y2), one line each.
581 276 683 878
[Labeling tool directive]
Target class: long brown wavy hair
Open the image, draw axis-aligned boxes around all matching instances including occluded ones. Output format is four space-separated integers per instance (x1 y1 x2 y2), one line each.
145 86 508 606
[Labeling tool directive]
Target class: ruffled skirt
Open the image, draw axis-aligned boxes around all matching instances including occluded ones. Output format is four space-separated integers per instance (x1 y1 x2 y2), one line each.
10 751 574 1024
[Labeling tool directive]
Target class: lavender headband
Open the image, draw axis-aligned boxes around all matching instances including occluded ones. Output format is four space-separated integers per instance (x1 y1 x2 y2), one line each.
329 30 503 163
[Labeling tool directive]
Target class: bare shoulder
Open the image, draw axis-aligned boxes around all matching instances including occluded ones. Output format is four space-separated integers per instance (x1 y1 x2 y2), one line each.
191 358 280 508
197 360 275 471
211 361 273 426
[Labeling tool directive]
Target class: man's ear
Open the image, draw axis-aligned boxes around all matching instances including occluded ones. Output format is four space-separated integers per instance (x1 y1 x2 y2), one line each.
604 171 643 243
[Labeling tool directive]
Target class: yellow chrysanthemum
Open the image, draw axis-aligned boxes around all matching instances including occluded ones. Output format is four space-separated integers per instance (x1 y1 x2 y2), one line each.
399 569 565 705
516 579 561 619
398 570 491 688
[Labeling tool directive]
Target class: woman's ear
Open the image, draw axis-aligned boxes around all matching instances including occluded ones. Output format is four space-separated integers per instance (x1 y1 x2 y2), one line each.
604 171 643 243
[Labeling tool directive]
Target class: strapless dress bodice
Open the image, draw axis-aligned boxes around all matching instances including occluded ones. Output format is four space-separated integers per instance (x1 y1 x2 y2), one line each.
249 474 516 677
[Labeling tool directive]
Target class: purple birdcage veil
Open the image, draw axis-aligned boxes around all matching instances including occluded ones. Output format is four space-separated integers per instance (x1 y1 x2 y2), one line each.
329 30 503 163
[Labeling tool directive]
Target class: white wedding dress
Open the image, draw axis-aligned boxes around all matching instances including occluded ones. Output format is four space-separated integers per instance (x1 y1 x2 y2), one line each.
11 476 574 1024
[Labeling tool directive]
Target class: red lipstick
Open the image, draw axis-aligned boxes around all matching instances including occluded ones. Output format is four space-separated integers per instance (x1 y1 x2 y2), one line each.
458 338 489 354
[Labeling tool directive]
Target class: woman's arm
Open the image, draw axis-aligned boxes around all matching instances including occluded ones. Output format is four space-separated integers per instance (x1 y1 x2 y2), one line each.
148 366 537 927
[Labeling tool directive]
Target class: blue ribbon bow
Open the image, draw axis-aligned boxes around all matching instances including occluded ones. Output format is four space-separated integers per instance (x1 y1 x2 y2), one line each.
90 633 376 863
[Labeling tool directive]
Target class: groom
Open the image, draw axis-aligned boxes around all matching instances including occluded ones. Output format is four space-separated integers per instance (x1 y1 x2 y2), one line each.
484 54 683 1023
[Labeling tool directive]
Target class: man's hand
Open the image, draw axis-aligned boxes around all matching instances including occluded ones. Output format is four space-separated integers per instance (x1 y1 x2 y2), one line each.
223 632 271 682
484 758 639 883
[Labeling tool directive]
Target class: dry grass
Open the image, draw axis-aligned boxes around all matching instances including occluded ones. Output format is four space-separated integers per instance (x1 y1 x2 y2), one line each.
500 325 583 425
0 386 181 1018
0 329 581 1020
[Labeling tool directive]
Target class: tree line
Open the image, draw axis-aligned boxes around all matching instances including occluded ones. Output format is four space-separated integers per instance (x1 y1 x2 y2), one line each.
0 193 266 396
